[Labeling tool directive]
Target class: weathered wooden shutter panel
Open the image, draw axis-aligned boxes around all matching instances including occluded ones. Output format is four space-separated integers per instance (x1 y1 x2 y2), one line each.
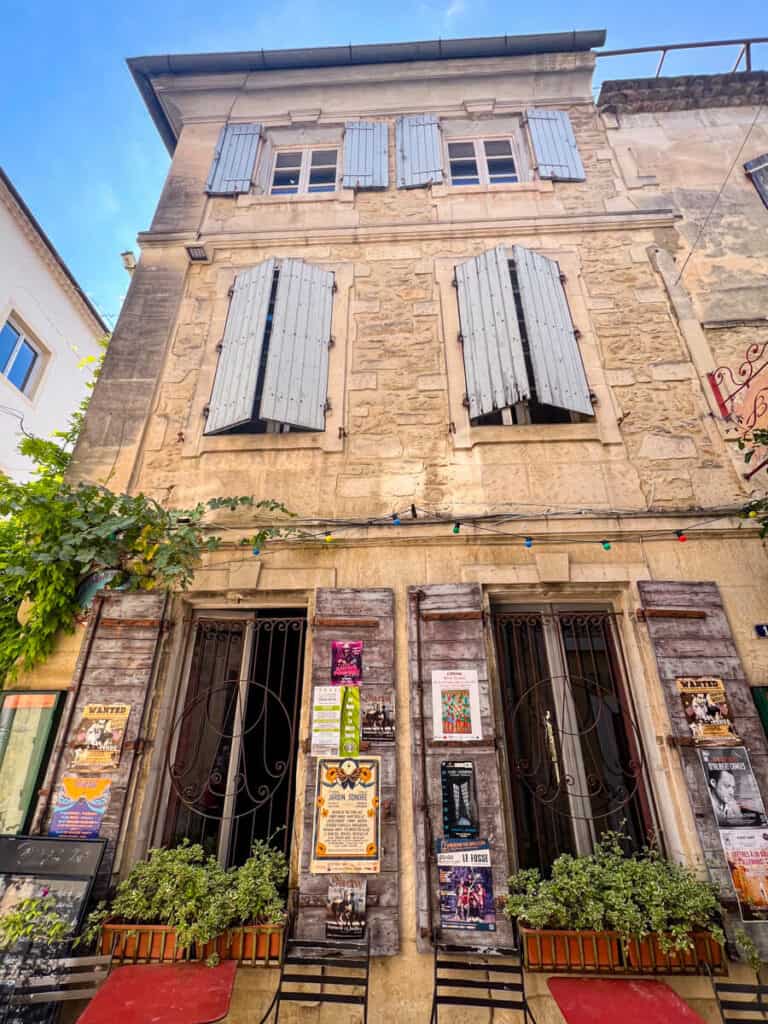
259 259 332 431
408 584 514 953
253 134 275 195
512 244 593 416
297 589 398 956
36 592 166 895
204 260 276 435
638 581 768 921
396 114 443 188
456 246 530 418
745 154 768 208
343 121 389 189
205 123 263 195
526 109 585 182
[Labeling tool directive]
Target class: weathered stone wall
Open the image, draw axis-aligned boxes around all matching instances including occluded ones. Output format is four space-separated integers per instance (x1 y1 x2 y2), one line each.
599 71 768 114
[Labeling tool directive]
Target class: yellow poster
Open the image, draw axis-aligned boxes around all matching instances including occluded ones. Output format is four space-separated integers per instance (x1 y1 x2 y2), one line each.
311 757 381 874
69 703 131 772
676 677 739 745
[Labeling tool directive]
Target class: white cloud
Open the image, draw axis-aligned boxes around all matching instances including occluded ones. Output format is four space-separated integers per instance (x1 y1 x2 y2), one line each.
444 0 465 18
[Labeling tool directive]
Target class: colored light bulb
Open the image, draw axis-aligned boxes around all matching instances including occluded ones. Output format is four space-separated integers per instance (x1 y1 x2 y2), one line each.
392 514 401 526
675 530 687 543
523 537 533 549
325 533 333 543
453 522 461 534
601 539 612 551
252 547 260 556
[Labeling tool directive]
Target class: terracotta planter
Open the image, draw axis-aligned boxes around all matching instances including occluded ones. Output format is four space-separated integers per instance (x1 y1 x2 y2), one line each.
100 921 283 965
625 932 725 973
521 927 623 972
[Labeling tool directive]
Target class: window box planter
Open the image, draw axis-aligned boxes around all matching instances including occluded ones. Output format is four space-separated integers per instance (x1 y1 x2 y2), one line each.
99 921 283 965
520 926 725 974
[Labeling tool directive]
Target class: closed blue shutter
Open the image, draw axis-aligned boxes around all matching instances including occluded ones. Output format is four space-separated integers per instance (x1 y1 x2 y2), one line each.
526 110 585 182
512 245 592 416
396 114 443 188
455 246 530 418
259 259 333 431
205 123 263 195
343 121 389 189
745 154 768 208
204 260 276 435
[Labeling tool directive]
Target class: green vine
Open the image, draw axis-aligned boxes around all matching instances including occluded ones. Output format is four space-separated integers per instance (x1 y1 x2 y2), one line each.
0 347 295 683
739 426 768 534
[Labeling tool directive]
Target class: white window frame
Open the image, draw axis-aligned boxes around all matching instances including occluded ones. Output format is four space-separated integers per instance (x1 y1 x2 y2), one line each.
0 317 42 397
446 137 521 187
270 146 339 196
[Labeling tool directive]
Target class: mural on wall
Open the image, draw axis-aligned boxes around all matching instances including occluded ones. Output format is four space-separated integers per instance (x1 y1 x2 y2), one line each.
311 757 381 874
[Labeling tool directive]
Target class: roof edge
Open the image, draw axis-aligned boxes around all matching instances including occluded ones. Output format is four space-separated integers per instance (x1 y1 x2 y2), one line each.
128 29 607 154
0 168 109 335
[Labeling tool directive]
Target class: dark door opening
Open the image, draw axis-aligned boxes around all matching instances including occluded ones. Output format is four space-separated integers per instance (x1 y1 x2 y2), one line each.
164 610 307 866
493 608 654 873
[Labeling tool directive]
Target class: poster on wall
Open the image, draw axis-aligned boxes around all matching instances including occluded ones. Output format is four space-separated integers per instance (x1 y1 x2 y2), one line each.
69 703 131 772
677 677 739 744
331 641 363 685
441 762 479 839
325 878 367 938
701 747 768 828
436 838 496 932
49 776 111 839
361 691 396 742
311 757 381 874
339 687 361 758
432 670 482 742
310 687 343 757
719 829 768 921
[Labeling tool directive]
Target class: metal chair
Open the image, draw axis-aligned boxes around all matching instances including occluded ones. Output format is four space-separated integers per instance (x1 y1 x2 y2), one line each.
711 970 768 1023
271 930 371 1024
430 928 534 1023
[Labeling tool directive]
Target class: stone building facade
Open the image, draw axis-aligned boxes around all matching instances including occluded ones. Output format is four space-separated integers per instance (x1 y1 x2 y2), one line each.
15 30 768 1022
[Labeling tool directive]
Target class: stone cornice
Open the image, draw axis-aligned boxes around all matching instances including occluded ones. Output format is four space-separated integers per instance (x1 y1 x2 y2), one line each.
0 174 107 336
137 208 680 251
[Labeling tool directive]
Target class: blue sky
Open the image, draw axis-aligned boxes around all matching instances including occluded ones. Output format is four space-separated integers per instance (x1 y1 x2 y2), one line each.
0 1 763 329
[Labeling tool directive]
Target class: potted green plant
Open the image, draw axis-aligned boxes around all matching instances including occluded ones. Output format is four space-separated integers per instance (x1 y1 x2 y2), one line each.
85 839 287 964
505 833 725 973
0 893 72 995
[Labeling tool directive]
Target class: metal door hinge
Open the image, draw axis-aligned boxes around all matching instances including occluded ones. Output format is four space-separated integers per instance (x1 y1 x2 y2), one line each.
462 393 470 409
202 404 210 418
338 425 347 439
457 333 464 345
324 398 332 413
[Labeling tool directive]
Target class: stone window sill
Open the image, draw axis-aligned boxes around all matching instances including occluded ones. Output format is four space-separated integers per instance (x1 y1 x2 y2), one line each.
431 180 554 198
456 422 601 449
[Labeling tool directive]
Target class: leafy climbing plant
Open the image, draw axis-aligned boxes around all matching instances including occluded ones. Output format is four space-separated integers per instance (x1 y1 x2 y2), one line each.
0 345 295 682
739 426 768 535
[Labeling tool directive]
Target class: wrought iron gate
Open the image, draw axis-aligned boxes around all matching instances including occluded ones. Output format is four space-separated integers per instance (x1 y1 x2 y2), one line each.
164 613 307 865
493 609 655 871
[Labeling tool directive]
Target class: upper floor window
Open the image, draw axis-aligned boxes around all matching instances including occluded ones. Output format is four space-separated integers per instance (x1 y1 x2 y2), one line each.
447 139 519 186
271 148 339 196
455 245 594 427
204 258 334 436
0 319 40 395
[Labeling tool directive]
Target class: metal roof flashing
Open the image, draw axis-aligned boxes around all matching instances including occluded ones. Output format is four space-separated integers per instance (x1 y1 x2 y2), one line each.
127 29 607 154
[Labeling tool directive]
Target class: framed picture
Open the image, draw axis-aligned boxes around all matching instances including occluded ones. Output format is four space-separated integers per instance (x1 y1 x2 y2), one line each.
0 693 62 835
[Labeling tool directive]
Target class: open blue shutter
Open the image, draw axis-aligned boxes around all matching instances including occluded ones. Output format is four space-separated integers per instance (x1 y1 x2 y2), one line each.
455 246 530 419
396 114 443 188
526 110 585 182
205 123 262 195
745 154 768 209
512 245 592 416
204 260 275 435
343 122 388 189
259 259 333 431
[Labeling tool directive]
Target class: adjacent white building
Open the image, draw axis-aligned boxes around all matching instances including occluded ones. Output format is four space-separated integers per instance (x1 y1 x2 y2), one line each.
0 167 107 480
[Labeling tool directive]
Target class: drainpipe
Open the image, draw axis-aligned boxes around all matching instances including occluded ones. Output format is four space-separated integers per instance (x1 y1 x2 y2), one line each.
412 589 434 941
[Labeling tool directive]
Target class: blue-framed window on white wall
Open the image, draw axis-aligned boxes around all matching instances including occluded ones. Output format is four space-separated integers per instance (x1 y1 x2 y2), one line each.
0 318 41 395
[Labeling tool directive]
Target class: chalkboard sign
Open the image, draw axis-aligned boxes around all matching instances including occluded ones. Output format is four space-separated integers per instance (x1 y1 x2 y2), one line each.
0 835 106 878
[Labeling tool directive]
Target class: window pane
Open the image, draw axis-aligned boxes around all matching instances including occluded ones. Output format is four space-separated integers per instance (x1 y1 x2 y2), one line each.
0 693 59 834
0 321 19 373
487 156 518 182
308 167 336 187
275 152 301 168
7 340 37 392
311 149 337 166
484 139 513 157
448 142 475 158
272 169 300 191
450 157 479 185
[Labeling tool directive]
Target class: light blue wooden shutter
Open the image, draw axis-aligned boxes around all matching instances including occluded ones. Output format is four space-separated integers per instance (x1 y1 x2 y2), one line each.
745 154 768 208
526 110 585 182
396 114 443 188
512 245 592 416
259 259 333 431
205 123 262 195
204 260 275 435
343 122 389 189
253 134 274 195
455 246 530 418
